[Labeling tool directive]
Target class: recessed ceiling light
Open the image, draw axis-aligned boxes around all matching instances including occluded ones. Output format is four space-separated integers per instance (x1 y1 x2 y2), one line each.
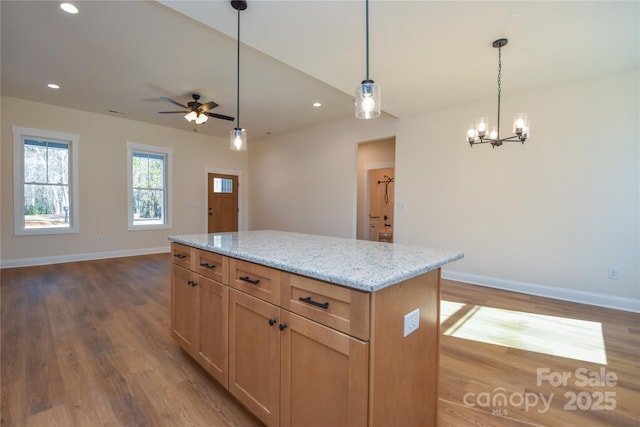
60 3 78 14
47 83 60 89
313 102 322 107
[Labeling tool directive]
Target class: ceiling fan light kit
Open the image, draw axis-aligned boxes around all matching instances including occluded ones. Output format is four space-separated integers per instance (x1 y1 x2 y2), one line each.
230 0 248 151
467 38 530 148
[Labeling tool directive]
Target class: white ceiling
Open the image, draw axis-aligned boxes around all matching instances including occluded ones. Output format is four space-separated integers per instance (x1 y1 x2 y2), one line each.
2 1 638 140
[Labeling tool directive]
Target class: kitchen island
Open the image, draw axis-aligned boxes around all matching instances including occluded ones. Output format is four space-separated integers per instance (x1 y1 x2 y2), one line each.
169 230 463 427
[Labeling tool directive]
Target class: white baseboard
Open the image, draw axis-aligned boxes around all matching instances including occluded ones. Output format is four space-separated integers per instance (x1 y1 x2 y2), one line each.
0 246 171 269
442 270 640 314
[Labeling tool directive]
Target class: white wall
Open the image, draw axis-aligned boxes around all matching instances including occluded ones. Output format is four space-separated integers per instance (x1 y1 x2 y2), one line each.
248 68 639 310
1 97 249 266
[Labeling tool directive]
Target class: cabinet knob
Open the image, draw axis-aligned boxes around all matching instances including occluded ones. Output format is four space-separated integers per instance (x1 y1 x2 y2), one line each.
279 323 288 331
268 318 277 326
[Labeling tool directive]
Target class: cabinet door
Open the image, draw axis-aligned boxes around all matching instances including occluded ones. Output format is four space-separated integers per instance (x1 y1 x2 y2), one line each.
171 265 198 355
280 311 369 427
197 275 229 388
229 289 281 427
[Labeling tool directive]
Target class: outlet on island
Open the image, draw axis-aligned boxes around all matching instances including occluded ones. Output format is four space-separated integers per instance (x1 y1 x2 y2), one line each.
403 308 420 337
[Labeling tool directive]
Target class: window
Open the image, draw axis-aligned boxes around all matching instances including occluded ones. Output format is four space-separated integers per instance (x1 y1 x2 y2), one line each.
13 126 79 235
213 177 234 193
127 142 172 230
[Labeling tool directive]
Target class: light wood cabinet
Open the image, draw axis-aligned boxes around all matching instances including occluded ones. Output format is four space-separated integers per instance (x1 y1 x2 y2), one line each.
228 289 281 426
171 244 229 387
171 264 197 355
280 310 368 427
170 241 441 427
197 275 229 387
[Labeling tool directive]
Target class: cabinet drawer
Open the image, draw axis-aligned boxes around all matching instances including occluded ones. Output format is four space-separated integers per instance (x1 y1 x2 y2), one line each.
171 242 194 270
195 249 229 284
230 258 281 305
281 273 370 341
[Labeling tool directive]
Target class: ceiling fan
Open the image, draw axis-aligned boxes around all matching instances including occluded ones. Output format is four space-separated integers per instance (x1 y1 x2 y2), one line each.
159 93 234 125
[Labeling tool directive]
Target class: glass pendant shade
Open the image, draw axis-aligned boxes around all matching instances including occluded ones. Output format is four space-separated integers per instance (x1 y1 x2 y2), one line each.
230 127 247 151
355 80 380 119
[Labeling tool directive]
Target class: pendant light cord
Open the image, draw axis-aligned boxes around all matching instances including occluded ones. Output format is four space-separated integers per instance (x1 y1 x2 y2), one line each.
236 8 241 129
496 44 502 141
365 0 370 80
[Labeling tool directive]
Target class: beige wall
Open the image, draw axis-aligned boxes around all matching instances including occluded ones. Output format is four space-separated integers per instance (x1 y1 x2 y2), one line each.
248 114 398 237
1 97 249 266
248 68 639 306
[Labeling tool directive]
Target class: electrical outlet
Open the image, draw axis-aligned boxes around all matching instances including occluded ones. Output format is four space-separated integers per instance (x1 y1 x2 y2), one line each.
608 267 620 280
97 235 103 243
403 308 420 337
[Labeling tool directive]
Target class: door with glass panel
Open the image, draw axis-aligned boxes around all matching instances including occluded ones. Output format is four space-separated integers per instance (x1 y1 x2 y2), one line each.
208 173 238 233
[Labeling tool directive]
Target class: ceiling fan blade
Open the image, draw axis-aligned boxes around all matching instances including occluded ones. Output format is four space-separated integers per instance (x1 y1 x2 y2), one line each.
204 112 235 121
158 111 186 114
160 97 188 109
199 101 219 113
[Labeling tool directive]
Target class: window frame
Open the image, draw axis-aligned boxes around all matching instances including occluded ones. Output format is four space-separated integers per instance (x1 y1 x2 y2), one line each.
12 125 80 236
126 141 172 231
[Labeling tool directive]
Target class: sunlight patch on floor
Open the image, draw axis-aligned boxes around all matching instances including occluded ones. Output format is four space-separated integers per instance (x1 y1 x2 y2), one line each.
441 300 466 323
441 302 607 364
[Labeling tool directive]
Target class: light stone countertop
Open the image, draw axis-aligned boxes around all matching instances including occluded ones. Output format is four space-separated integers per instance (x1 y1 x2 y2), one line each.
169 230 464 292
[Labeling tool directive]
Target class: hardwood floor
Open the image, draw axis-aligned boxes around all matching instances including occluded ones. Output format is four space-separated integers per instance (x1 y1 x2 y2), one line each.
1 254 638 426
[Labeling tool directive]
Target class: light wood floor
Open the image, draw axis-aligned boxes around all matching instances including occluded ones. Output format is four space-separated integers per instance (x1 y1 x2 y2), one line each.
1 254 638 426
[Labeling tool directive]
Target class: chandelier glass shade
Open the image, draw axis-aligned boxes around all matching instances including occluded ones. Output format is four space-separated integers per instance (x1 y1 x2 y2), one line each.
467 38 530 147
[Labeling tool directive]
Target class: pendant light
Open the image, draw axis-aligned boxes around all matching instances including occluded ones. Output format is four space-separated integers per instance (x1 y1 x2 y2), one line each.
355 0 380 119
467 38 530 148
230 0 247 151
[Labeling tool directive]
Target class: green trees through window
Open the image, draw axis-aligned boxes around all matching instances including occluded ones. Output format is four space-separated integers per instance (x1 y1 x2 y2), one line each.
132 152 165 225
127 141 171 230
23 139 70 228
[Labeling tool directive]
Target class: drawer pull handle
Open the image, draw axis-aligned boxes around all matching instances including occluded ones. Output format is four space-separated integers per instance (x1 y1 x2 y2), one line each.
173 253 187 259
199 262 216 270
239 276 260 285
268 318 277 326
299 296 330 310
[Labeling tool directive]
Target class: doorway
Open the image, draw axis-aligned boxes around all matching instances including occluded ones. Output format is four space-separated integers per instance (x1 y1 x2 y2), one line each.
356 138 396 241
207 172 238 233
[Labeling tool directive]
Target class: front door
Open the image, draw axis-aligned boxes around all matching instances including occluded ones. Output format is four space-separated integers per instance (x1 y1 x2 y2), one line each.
208 173 238 233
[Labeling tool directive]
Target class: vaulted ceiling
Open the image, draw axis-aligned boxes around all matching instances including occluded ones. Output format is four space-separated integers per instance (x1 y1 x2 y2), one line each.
2 1 638 140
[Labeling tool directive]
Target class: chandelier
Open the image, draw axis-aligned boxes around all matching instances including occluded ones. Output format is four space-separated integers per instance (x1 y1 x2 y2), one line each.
467 38 530 148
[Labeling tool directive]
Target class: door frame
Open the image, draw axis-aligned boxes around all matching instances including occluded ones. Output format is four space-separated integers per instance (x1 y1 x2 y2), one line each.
203 167 244 233
363 162 394 241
